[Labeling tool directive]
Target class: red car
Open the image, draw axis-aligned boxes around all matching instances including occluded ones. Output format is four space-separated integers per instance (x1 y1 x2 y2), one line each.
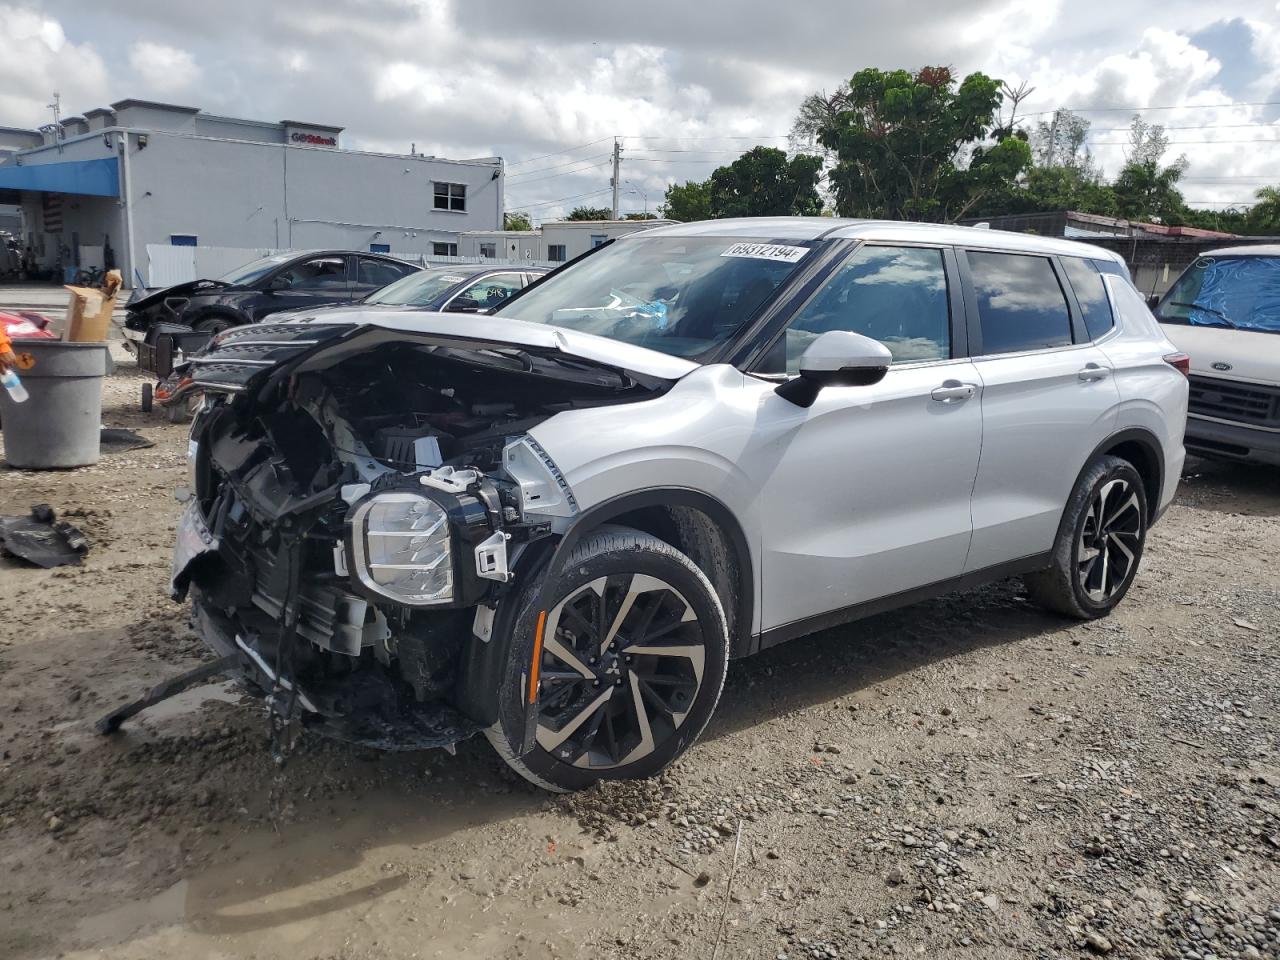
1 310 58 341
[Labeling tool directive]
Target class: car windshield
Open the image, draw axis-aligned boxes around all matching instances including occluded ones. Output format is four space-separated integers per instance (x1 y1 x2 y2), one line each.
367 269 468 306
494 237 814 359
1157 255 1280 335
218 254 296 286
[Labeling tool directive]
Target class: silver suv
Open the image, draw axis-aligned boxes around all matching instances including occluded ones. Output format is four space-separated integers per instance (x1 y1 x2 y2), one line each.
171 219 1189 791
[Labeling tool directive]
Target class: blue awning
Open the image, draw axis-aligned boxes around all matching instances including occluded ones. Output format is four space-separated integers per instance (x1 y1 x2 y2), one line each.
0 157 119 197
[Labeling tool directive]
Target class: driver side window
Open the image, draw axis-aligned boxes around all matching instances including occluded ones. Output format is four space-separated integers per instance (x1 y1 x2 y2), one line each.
276 256 348 291
758 245 951 374
453 273 523 311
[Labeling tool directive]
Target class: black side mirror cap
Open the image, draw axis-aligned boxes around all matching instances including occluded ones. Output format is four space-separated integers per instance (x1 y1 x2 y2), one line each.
775 365 889 408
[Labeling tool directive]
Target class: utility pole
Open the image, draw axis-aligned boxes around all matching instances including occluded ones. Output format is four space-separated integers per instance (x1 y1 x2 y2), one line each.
611 138 621 219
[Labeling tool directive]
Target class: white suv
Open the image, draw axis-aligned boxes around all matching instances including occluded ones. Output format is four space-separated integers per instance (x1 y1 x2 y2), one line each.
171 219 1188 791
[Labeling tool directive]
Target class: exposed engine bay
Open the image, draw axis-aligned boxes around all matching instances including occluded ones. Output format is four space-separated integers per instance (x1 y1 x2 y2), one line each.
168 322 667 754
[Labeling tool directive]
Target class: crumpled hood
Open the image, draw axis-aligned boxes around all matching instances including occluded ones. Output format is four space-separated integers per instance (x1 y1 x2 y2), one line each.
126 278 227 312
184 310 698 396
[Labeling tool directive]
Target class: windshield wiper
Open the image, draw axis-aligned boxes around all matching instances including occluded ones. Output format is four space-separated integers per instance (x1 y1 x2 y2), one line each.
1166 301 1237 328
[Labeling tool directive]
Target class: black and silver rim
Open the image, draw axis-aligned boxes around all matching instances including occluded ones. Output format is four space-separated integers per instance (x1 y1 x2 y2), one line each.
1077 477 1142 603
534 574 706 770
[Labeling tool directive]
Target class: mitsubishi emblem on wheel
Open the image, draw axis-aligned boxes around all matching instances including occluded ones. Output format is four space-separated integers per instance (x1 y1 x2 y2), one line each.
158 218 1188 791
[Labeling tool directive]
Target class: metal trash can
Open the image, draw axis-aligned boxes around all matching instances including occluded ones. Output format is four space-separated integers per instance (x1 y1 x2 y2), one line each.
0 341 109 469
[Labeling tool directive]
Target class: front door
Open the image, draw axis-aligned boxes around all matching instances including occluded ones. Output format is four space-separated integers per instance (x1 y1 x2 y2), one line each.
749 244 982 634
258 254 353 319
959 249 1121 570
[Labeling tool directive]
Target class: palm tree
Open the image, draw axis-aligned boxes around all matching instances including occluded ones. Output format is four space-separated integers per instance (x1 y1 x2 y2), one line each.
1248 186 1280 233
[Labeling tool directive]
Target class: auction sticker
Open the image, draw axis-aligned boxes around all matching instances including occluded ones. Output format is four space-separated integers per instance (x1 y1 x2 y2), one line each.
721 242 809 263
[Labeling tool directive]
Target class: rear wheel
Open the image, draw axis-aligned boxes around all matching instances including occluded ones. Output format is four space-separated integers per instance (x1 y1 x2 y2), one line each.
1023 455 1147 619
486 526 729 792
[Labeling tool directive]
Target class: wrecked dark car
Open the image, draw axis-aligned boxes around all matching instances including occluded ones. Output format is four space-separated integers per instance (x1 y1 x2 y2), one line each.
123 251 421 376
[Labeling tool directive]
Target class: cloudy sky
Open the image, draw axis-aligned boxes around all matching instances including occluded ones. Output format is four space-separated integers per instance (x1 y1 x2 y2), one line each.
3 0 1279 222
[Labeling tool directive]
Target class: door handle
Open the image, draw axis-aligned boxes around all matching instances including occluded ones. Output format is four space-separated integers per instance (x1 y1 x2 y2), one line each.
931 380 976 403
1078 363 1111 382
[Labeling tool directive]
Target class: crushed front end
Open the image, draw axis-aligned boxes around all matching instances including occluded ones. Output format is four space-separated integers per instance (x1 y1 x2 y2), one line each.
170 318 660 755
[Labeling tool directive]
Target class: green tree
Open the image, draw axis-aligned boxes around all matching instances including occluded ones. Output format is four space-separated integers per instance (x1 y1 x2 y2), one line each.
661 179 712 221
707 146 824 218
816 66 1031 222
503 211 532 231
1247 186 1280 233
565 205 615 221
1031 109 1096 176
1112 118 1189 222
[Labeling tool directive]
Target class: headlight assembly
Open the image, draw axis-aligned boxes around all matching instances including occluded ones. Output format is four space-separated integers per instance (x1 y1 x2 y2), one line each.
346 479 498 609
350 493 454 605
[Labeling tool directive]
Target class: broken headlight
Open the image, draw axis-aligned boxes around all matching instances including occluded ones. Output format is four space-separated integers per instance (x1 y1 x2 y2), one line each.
350 493 454 605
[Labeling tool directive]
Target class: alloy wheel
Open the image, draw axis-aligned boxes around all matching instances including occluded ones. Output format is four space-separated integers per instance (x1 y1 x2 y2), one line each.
1077 477 1143 603
534 573 706 770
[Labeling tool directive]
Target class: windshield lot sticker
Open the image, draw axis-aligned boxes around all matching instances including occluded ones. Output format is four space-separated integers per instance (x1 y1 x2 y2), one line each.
721 242 809 263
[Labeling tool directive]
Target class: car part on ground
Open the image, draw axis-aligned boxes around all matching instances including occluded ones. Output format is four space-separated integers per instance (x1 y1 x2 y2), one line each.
161 218 1187 790
0 504 90 567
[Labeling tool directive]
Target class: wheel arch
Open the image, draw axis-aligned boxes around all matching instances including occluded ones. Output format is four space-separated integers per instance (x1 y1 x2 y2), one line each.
541 488 755 658
1092 427 1165 525
183 306 244 331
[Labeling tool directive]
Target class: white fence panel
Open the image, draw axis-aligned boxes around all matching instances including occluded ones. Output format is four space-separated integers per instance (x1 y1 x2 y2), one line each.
145 245 196 287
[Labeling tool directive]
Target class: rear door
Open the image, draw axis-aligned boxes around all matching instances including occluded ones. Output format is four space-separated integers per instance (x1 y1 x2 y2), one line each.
352 256 418 301
750 243 983 633
960 248 1121 571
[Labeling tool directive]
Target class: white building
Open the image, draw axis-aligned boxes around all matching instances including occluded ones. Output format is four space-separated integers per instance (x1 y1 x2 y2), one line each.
460 218 677 265
0 99 505 285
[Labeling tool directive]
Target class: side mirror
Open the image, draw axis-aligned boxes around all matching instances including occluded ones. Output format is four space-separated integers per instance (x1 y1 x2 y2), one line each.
775 330 892 408
267 275 292 291
1146 293 1161 310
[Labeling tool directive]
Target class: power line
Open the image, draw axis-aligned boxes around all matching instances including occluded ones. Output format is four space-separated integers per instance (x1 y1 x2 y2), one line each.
505 160 612 187
508 153 612 179
508 187 613 211
1021 100 1280 118
622 134 790 141
505 136 614 168
1087 137 1280 145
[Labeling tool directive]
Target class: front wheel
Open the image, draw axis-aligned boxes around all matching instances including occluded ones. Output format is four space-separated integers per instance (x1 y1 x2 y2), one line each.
1023 455 1148 619
486 526 729 792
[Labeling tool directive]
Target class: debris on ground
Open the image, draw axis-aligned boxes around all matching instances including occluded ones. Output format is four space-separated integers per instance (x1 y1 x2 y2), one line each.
99 427 154 452
0 503 90 567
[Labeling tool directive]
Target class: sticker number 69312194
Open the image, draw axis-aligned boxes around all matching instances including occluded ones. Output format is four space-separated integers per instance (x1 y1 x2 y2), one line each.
720 242 810 263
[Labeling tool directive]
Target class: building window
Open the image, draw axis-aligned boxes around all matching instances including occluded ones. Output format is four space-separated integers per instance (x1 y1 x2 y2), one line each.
369 243 391 254
590 234 608 248
170 234 198 246
433 182 466 212
432 242 458 257
479 242 497 258
548 244 567 262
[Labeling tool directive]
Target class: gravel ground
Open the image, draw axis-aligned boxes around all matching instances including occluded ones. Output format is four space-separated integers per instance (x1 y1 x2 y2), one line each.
0 347 1277 960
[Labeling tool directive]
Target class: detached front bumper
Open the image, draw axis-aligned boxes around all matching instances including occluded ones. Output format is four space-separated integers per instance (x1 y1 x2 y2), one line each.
1186 415 1280 467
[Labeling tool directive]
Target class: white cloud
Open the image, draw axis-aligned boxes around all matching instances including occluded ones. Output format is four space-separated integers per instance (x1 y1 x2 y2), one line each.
0 4 108 127
128 40 201 93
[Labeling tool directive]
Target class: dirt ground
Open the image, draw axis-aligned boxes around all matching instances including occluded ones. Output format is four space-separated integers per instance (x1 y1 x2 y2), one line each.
1 345 1277 960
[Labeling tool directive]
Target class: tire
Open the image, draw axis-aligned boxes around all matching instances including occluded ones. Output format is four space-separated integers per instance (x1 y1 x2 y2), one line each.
1023 455 1148 620
192 316 233 336
140 382 153 413
485 525 729 792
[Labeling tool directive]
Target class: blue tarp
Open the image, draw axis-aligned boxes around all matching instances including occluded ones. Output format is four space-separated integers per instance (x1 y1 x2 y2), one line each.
0 157 119 197
1186 256 1280 334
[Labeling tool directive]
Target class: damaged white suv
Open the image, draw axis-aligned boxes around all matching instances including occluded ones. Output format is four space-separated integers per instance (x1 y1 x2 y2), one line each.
169 219 1188 791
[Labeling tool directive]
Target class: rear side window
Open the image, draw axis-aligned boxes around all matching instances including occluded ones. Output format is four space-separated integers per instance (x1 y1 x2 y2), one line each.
967 251 1072 355
1061 256 1115 340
